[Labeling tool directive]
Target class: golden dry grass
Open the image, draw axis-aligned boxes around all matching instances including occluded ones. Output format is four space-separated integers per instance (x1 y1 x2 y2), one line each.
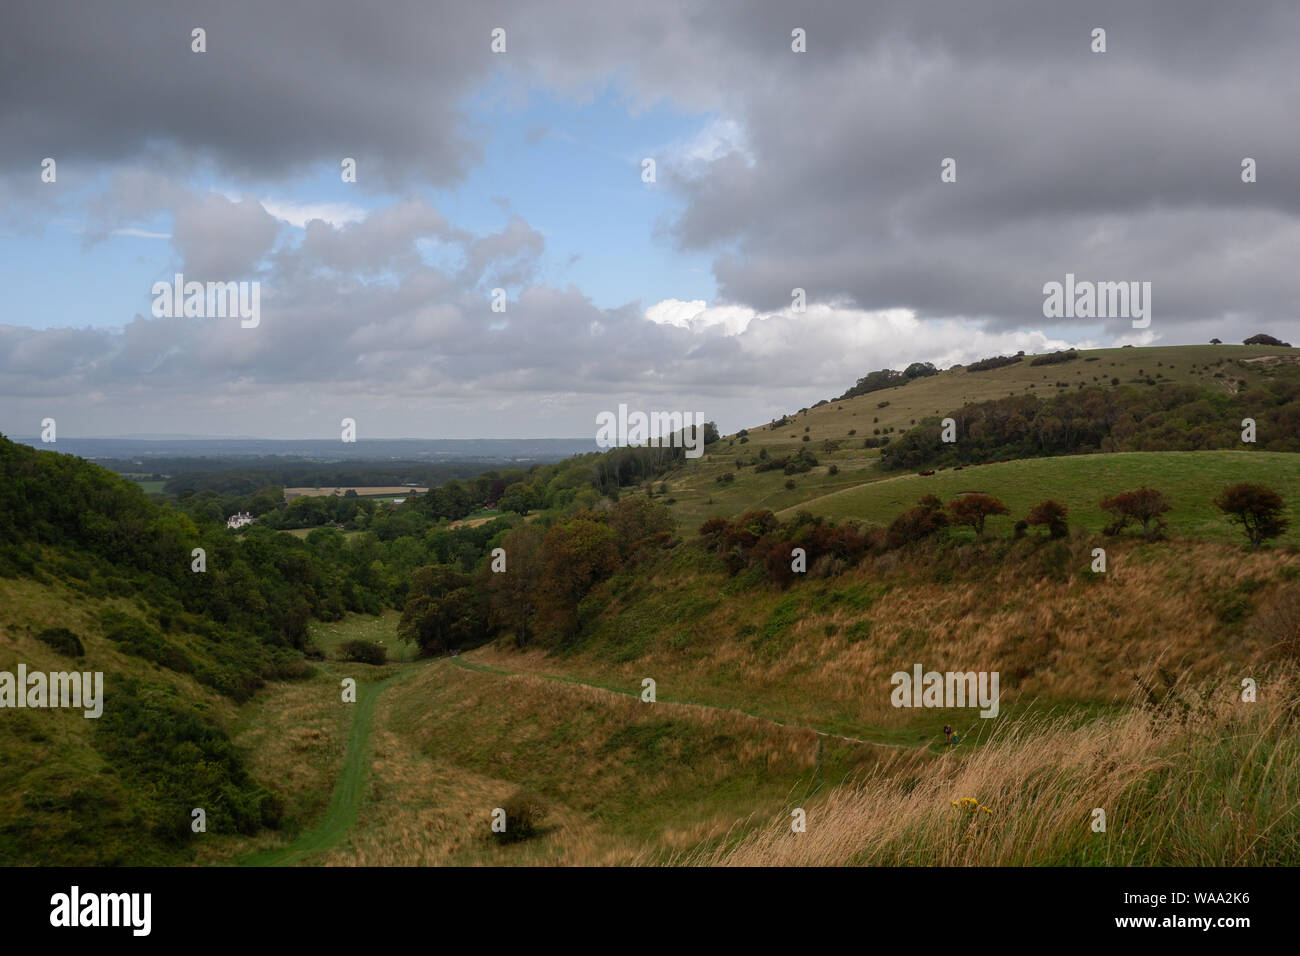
312 724 638 866
483 538 1297 742
193 672 355 863
687 674 1300 866
340 660 913 864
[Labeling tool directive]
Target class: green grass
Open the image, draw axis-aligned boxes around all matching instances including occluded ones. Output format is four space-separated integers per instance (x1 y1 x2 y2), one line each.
238 670 408 866
281 527 363 540
127 478 168 494
781 450 1300 544
308 611 417 663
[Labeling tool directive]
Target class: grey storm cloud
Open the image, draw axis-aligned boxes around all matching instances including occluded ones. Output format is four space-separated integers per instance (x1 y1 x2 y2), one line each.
3 0 1299 436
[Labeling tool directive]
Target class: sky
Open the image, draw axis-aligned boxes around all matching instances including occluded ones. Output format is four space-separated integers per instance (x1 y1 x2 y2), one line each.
1 0 1298 439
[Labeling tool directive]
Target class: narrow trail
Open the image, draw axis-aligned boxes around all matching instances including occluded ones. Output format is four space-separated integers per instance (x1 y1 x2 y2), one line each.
239 650 930 866
238 668 412 867
448 656 924 751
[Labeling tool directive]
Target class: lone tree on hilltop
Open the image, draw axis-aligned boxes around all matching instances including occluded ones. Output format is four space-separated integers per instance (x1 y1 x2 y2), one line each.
948 493 1010 537
1025 500 1069 539
1214 483 1289 548
1101 487 1172 539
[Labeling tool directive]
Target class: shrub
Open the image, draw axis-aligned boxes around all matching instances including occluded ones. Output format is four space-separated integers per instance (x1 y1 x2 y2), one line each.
1100 487 1172 539
105 619 193 673
1025 500 1069 539
339 639 387 665
1214 483 1289 548
1029 350 1079 367
948 494 1010 537
886 495 949 549
493 790 549 843
35 627 84 657
966 354 1022 373
784 478 797 490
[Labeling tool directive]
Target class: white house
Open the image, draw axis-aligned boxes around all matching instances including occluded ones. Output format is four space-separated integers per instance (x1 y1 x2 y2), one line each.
226 511 255 529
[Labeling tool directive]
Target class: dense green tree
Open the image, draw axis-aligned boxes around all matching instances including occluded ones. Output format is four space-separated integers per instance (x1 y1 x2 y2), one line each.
397 564 485 654
1214 483 1289 548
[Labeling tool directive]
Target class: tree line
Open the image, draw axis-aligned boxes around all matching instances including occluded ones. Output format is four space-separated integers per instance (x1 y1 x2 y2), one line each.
881 380 1300 471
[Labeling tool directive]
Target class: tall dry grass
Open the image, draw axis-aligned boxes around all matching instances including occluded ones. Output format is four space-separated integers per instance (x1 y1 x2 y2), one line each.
500 538 1298 735
686 672 1300 866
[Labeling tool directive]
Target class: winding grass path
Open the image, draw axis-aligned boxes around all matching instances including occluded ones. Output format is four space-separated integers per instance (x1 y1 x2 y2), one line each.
239 650 934 866
238 670 405 867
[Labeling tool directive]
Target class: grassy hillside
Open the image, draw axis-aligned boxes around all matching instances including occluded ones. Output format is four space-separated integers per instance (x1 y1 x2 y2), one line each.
749 344 1296 453
661 344 1299 527
0 575 286 864
786 450 1300 545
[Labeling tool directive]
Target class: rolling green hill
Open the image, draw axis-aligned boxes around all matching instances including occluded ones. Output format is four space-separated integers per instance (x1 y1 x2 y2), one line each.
659 344 1299 528
783 450 1299 545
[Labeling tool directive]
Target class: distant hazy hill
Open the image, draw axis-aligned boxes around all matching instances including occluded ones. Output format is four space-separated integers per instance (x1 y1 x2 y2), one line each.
7 436 598 463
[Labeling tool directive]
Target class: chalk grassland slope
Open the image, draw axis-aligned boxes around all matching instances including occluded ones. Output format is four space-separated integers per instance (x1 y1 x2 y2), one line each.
661 344 1298 526
786 450 1300 545
746 344 1296 454
473 538 1298 736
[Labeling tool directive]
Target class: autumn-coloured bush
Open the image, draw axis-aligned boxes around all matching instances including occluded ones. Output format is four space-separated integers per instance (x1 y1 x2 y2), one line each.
1025 500 1069 539
948 493 1010 537
886 495 949 549
1101 487 1171 539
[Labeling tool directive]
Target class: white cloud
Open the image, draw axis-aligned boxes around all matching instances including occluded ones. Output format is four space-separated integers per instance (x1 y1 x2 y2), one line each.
260 199 367 229
644 298 756 335
660 117 754 179
111 227 171 239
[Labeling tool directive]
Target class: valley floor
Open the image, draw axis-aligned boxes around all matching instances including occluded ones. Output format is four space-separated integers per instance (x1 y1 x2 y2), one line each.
212 532 1300 866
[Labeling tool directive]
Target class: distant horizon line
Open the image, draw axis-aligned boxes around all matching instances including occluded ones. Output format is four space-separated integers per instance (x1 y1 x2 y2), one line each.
5 435 600 442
